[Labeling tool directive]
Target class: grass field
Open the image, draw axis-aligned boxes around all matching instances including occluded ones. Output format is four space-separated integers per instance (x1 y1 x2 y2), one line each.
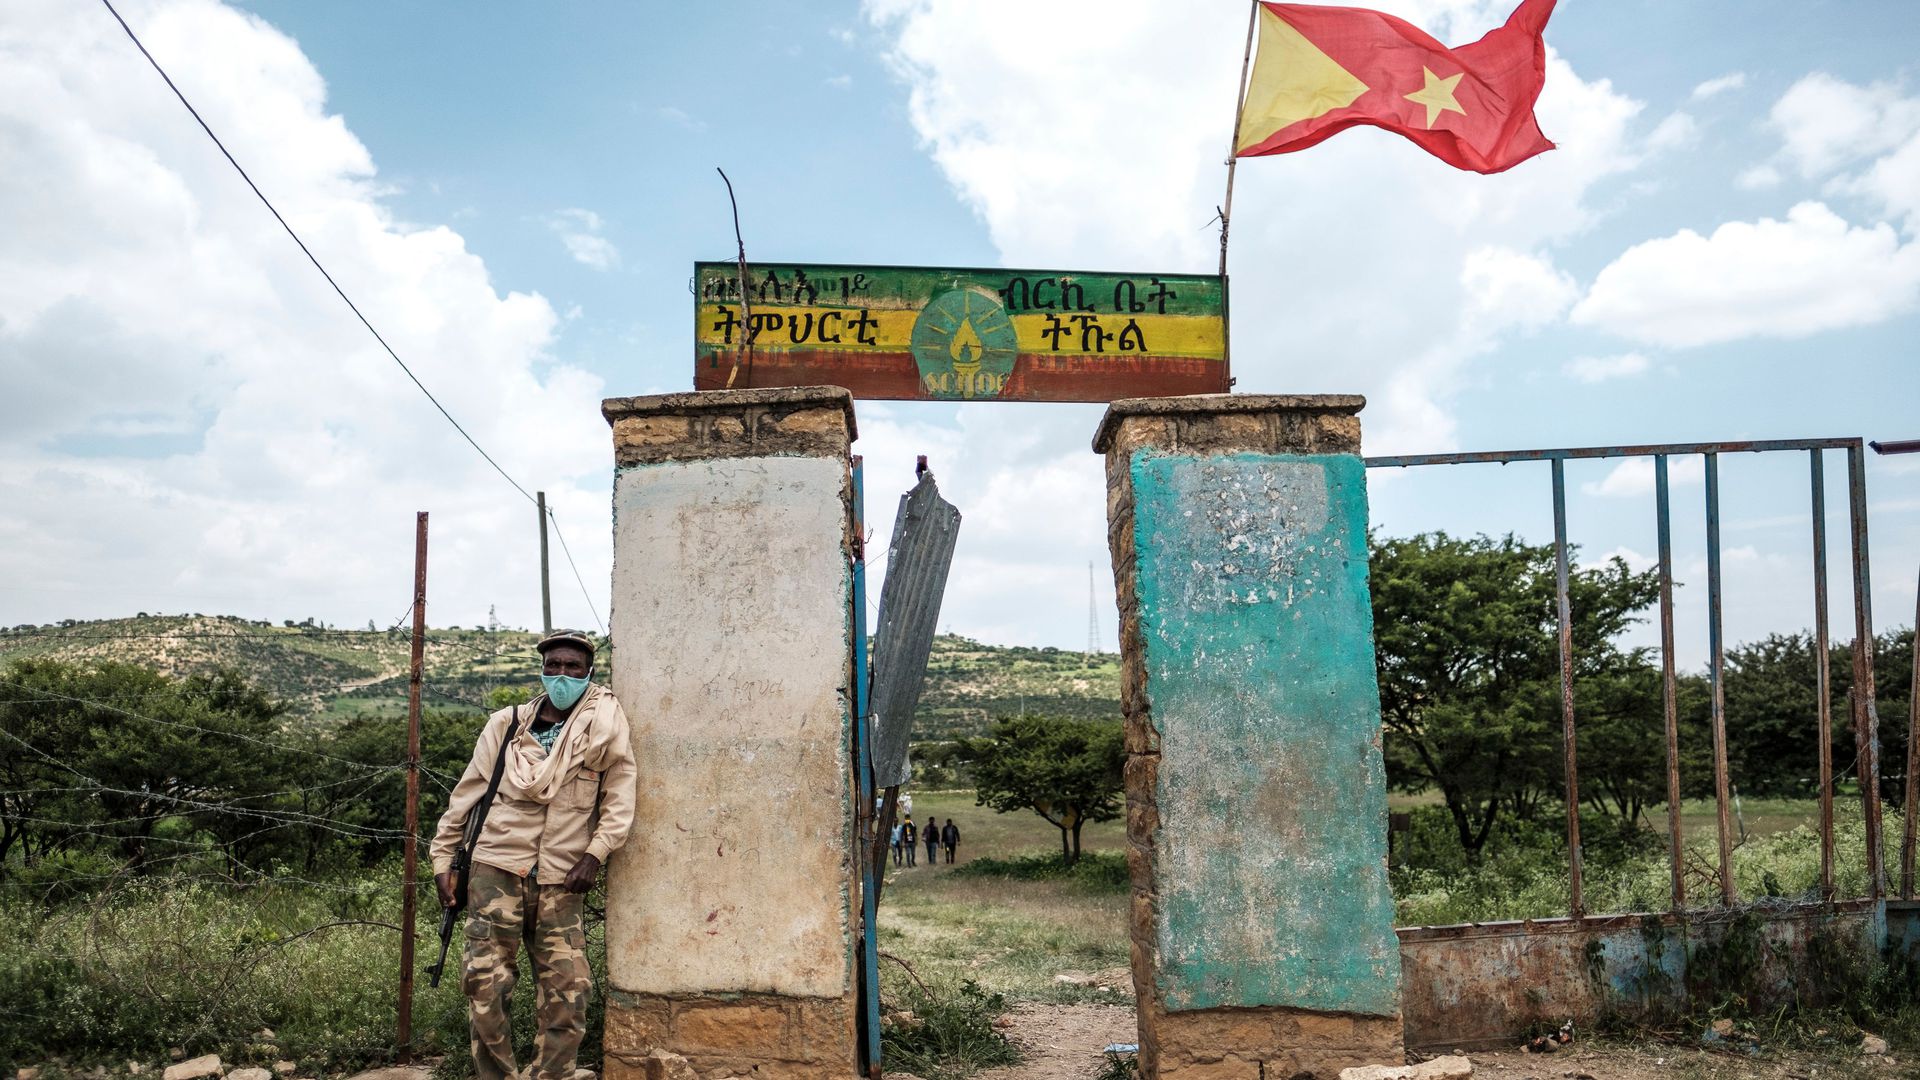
879 787 1884 1010
877 791 1130 1007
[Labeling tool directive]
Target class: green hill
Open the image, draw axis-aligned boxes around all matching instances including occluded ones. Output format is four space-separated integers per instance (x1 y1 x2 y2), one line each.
0 615 539 721
0 616 1120 736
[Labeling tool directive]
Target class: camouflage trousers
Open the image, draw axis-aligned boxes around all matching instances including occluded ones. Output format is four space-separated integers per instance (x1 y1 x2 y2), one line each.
463 863 591 1080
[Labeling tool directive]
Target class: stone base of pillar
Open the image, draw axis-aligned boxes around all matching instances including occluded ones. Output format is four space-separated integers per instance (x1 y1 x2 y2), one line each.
604 991 858 1080
1145 1007 1402 1079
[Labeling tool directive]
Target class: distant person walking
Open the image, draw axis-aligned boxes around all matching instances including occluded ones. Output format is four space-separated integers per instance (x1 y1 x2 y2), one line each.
903 818 918 866
890 821 903 867
923 816 939 865
942 819 959 864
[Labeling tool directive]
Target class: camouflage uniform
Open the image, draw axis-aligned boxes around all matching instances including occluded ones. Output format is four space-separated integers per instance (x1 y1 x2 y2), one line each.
464 862 592 1080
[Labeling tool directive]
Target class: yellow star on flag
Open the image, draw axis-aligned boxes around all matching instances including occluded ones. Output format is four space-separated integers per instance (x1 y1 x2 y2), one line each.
1404 66 1465 127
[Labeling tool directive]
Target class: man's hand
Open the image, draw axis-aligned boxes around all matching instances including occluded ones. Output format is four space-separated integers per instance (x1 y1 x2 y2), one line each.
562 854 601 894
435 872 458 909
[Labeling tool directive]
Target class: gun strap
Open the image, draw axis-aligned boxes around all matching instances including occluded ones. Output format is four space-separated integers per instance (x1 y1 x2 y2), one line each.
461 702 530 852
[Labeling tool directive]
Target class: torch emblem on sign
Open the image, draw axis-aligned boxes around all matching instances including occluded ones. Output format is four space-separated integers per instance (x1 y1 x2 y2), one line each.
910 287 1018 400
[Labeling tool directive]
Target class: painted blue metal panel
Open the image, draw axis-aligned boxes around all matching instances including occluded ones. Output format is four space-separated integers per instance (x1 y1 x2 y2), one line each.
850 460 883 1076
1130 450 1400 1016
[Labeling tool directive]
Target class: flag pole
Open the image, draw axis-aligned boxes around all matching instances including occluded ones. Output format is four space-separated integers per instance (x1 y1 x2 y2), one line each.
1219 0 1258 381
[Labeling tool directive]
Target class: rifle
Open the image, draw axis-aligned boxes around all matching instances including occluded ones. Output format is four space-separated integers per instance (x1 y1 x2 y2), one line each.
426 709 524 988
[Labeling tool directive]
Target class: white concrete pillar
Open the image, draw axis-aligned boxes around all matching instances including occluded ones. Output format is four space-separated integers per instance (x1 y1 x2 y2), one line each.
600 387 858 1080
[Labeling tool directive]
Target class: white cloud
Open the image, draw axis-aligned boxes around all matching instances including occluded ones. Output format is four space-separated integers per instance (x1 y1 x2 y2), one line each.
867 0 1646 456
1647 111 1699 152
1570 202 1920 347
1581 456 1704 498
1583 545 1656 573
1735 163 1781 190
655 105 707 132
1691 72 1747 100
0 0 608 631
1563 352 1650 383
1459 246 1577 335
1736 75 1920 233
824 74 853 89
1767 73 1920 179
545 208 621 270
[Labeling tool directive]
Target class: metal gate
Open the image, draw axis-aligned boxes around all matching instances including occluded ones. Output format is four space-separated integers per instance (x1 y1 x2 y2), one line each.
1365 437 1894 914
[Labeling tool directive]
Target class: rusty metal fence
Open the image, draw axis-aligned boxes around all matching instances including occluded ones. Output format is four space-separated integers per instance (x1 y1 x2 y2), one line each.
1365 437 1899 917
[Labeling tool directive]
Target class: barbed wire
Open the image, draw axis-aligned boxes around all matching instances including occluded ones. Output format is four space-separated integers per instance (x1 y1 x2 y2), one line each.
0 728 414 841
0 678 402 774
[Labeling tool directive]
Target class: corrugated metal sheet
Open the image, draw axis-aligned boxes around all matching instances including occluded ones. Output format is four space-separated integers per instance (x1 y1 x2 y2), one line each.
867 472 961 788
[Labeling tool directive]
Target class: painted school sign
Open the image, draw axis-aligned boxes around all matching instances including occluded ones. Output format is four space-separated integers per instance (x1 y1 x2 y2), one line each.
693 262 1227 402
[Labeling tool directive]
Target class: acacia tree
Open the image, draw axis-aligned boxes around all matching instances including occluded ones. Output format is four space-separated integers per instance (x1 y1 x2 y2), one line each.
1370 532 1661 857
0 658 295 876
962 714 1123 866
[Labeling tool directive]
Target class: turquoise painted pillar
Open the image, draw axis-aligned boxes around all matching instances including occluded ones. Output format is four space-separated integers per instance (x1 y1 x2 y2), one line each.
1096 395 1401 1080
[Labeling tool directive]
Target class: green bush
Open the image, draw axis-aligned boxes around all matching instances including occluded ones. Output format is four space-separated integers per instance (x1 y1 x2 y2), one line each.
0 872 461 1070
1390 804 1907 926
950 851 1128 892
0 867 610 1075
881 979 1019 1080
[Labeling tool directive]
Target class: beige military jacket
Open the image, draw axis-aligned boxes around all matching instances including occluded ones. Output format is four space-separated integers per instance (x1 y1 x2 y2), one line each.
430 683 637 886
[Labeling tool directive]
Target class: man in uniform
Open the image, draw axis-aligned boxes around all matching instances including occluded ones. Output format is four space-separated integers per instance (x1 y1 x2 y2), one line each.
432 629 637 1080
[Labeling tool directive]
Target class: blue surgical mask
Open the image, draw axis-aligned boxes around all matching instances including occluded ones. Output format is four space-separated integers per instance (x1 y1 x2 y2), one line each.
542 673 592 710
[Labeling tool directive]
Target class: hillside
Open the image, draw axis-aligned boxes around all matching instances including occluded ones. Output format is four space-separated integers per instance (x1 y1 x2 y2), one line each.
0 616 1120 737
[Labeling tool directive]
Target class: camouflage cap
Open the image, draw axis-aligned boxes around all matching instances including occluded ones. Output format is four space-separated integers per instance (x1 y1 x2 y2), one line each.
536 628 597 659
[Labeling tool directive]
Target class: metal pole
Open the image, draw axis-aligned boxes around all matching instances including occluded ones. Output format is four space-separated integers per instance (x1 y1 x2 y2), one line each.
1811 450 1835 901
1870 431 1918 898
1705 454 1736 905
537 490 553 635
1655 456 1684 909
1551 460 1583 918
1846 442 1884 898
398 511 428 1061
1219 0 1258 281
1217 0 1259 381
1905 564 1920 899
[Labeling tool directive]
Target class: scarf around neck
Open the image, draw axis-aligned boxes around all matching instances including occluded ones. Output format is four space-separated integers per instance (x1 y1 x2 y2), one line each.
503 684 621 804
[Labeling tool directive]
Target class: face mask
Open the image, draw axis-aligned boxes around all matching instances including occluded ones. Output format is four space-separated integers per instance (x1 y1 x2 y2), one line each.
542 672 592 710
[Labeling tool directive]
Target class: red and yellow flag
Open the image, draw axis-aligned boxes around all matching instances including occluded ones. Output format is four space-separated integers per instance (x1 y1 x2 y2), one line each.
1235 0 1556 174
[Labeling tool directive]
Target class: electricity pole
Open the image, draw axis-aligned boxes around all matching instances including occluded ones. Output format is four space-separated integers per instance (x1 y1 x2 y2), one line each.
537 491 553 634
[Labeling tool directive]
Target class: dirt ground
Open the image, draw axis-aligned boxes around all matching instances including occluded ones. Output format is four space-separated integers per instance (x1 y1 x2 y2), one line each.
885 1003 1914 1080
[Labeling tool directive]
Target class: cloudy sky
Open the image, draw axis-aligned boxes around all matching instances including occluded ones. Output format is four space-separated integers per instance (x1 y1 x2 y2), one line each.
1 0 1915 668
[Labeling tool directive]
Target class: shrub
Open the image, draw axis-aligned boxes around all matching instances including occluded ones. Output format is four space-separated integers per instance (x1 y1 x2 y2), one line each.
881 979 1018 1080
951 851 1128 892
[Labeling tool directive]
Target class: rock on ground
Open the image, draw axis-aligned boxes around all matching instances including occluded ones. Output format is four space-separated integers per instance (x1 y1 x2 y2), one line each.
633 1051 695 1080
1339 1055 1473 1080
1863 1034 1890 1055
162 1056 222 1080
228 1068 273 1080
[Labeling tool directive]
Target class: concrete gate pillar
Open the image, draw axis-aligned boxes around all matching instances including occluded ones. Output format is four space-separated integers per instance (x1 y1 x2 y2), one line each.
1096 395 1402 1080
600 387 859 1080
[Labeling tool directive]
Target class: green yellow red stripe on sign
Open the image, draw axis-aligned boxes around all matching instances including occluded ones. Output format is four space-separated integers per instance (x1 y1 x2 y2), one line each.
692 262 1228 402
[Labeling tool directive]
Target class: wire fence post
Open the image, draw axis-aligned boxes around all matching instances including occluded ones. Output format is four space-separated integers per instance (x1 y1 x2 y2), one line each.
1906 563 1920 899
398 511 428 1061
